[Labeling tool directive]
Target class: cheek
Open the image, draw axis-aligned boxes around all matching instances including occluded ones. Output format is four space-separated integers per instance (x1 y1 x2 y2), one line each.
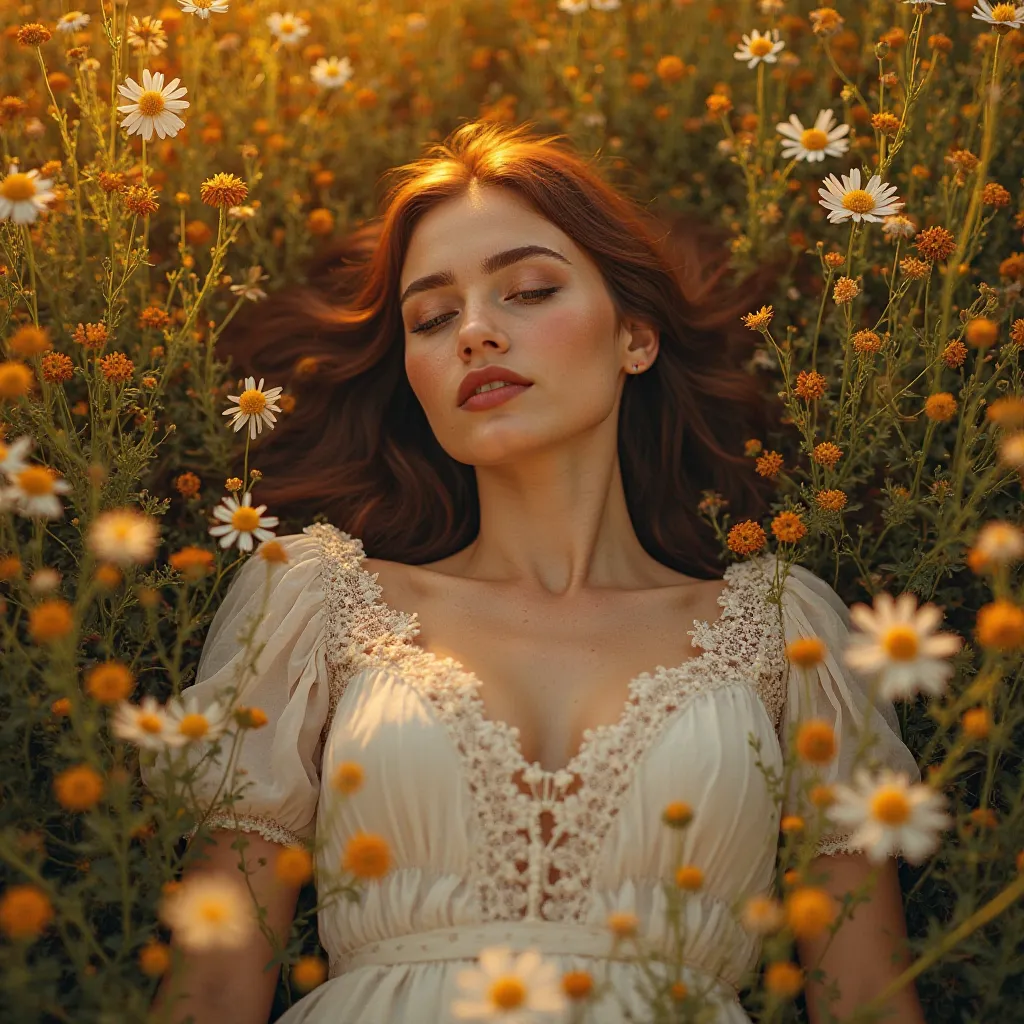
404 347 447 413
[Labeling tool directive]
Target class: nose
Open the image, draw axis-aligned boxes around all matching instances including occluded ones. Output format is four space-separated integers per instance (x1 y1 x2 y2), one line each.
457 312 509 360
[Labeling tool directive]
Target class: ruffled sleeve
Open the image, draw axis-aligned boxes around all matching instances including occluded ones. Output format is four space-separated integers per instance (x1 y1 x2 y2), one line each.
140 531 330 847
777 561 921 857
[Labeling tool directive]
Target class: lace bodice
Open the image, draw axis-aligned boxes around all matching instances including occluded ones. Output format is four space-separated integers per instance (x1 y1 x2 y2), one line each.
308 521 790 923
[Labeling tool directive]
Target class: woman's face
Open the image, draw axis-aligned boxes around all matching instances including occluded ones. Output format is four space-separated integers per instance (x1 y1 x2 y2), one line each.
398 185 657 466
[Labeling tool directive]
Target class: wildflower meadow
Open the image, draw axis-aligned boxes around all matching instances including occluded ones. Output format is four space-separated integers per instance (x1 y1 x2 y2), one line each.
0 0 1023 1021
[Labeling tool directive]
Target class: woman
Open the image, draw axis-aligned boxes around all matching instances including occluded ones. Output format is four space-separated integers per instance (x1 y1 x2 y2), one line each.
145 121 925 1024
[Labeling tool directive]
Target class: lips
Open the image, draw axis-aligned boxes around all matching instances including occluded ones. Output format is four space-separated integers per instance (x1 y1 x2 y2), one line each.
456 365 534 406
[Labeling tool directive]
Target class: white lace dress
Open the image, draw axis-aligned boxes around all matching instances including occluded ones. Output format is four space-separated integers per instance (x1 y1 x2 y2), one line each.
142 522 920 1023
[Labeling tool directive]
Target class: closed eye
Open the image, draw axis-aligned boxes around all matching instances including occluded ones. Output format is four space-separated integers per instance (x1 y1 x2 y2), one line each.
409 287 560 335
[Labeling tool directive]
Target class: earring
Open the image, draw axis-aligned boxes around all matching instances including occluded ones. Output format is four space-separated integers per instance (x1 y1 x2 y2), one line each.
631 362 641 372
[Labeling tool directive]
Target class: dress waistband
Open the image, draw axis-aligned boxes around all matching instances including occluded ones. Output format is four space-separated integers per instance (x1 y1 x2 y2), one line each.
330 921 739 999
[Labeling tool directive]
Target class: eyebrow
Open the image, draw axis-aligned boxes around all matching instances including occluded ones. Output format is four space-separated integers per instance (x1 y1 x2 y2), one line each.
399 244 572 307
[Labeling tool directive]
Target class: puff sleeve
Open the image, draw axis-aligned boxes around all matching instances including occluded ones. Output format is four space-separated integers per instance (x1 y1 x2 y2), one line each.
140 531 330 847
778 562 921 857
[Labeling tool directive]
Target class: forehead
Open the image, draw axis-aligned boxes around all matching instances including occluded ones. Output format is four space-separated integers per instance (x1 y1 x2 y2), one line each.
400 187 571 281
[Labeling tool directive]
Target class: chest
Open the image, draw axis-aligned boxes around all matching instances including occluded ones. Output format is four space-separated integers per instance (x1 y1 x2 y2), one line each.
363 558 731 774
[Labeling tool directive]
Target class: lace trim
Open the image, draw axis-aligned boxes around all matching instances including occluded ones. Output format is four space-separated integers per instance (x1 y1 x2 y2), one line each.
814 831 862 857
184 811 307 848
309 522 788 923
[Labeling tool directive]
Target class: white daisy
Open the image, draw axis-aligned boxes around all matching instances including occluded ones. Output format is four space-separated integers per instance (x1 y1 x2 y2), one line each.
164 692 232 745
843 590 962 702
817 166 904 224
229 266 270 302
266 11 310 45
1 464 71 519
776 108 850 163
826 767 952 865
451 946 566 1022
227 204 257 220
0 435 32 479
733 28 785 69
111 696 177 751
178 0 230 18
0 165 56 224
86 508 160 566
159 872 257 952
310 55 354 90
208 492 280 552
116 69 190 142
972 521 1024 564
903 0 945 6
56 10 91 32
882 213 918 241
557 0 590 13
758 0 786 13
972 0 1024 29
222 375 283 438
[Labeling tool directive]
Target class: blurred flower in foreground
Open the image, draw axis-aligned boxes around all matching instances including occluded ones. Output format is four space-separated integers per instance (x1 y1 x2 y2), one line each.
117 69 189 141
843 590 962 701
267 11 310 45
818 166 903 224
112 696 176 751
451 946 566 1022
56 11 91 32
0 165 56 224
223 375 283 438
1 464 71 519
164 693 231 744
209 492 280 552
86 508 159 566
733 28 785 69
0 435 31 478
557 0 590 12
776 108 850 163
159 872 256 952
229 266 270 302
178 0 230 18
311 56 354 90
826 768 952 864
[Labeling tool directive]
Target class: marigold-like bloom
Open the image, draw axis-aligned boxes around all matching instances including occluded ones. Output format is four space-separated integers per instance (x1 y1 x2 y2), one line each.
173 471 201 499
998 252 1024 281
0 886 53 939
40 352 73 383
727 520 767 555
200 172 248 208
794 370 827 401
275 846 314 886
562 970 594 1000
705 93 733 117
98 352 134 383
915 225 956 262
656 55 687 82
54 764 105 811
744 438 763 457
786 887 837 939
851 329 882 355
812 442 842 469
741 894 785 935
28 599 74 643
138 941 171 977
7 325 52 358
985 396 1024 428
675 865 704 890
606 911 639 938
787 636 827 667
85 661 135 703
832 276 860 304
123 184 159 216
772 511 807 543
900 256 932 280
662 801 693 828
139 306 172 330
942 340 968 369
17 24 53 46
796 720 837 764
756 450 784 478
965 317 998 348
765 961 804 997
332 761 365 795
871 112 900 136
962 707 991 739
292 956 327 992
306 208 334 236
982 182 1011 208
815 488 848 512
741 305 774 332
342 832 391 880
809 7 844 34
72 322 109 350
1009 319 1024 347
924 392 958 422
976 600 1024 651
98 171 128 194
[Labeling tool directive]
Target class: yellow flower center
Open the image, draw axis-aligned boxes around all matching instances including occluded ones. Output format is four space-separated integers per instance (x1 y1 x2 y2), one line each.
842 189 876 214
749 37 774 56
800 128 828 151
238 389 266 414
198 897 228 924
137 90 166 117
280 17 295 30
882 624 919 660
178 713 209 739
870 786 911 825
138 712 164 734
193 0 214 7
16 466 56 496
1 173 37 202
489 976 526 1010
0 442 8 460
231 506 261 532
990 3 1016 21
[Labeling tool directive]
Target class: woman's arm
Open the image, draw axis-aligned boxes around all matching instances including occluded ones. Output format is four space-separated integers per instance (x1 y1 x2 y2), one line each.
796 852 926 1024
149 829 303 1024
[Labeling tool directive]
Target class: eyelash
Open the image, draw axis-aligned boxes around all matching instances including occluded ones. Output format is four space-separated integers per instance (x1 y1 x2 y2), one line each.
409 287 561 335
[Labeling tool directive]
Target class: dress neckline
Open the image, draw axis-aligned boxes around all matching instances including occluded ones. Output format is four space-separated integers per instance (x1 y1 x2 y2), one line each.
348 544 745 786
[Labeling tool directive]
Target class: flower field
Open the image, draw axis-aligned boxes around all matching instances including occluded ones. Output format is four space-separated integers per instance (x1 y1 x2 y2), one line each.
1 0 1023 1021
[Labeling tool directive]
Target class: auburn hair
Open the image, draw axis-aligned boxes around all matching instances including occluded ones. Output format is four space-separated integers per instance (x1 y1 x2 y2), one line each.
216 120 785 578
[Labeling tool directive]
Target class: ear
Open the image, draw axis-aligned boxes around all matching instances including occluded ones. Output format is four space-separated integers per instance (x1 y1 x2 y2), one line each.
621 319 660 370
